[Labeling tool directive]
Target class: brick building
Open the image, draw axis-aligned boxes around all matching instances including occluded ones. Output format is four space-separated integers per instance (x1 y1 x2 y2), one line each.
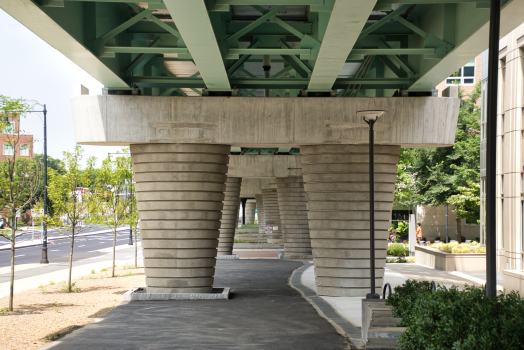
0 116 34 160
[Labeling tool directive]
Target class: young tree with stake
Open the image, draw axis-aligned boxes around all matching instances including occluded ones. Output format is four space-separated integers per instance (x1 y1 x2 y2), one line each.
92 152 132 277
47 146 95 292
0 95 41 311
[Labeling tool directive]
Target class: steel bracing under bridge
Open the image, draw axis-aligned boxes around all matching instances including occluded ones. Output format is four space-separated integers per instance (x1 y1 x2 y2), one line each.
1 0 520 97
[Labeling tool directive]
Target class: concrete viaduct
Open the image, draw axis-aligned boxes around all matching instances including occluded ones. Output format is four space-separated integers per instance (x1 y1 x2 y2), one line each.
2 0 524 297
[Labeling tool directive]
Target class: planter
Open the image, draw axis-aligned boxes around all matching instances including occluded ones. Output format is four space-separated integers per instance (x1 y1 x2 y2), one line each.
415 245 486 271
502 270 524 295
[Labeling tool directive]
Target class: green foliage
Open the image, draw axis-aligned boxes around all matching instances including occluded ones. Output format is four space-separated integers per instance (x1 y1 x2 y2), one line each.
394 85 481 223
387 281 524 350
387 243 409 258
396 221 409 236
429 241 485 253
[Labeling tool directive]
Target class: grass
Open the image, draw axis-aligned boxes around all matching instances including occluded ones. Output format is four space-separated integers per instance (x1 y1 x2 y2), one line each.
38 285 48 294
49 281 55 285
59 282 79 293
100 268 107 272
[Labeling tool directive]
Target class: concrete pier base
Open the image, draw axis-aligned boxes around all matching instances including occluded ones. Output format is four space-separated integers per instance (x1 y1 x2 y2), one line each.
218 177 242 256
131 143 230 294
261 188 283 244
245 199 256 225
255 194 267 242
301 145 400 297
276 177 312 256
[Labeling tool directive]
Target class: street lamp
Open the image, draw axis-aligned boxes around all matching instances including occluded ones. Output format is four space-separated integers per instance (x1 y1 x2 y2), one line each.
443 183 452 243
12 105 49 263
359 110 386 300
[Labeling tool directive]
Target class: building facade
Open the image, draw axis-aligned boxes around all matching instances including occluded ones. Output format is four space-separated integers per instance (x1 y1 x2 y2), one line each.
480 22 524 293
0 116 34 160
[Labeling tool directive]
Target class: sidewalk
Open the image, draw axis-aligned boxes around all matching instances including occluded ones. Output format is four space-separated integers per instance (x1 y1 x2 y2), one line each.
300 262 502 330
42 260 351 350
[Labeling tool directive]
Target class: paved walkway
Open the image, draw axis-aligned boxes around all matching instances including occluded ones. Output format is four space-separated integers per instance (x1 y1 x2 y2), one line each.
43 260 351 350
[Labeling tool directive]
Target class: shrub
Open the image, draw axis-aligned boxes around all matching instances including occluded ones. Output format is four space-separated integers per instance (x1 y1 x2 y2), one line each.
429 241 485 254
387 243 409 257
386 280 524 349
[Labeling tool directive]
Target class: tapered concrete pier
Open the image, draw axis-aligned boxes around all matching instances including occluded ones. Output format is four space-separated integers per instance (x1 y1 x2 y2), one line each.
218 177 242 256
255 194 266 241
245 199 256 225
276 177 312 257
261 188 283 244
131 144 230 293
301 145 400 297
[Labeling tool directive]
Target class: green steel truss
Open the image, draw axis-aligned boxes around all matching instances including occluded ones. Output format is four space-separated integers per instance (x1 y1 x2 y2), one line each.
22 0 511 96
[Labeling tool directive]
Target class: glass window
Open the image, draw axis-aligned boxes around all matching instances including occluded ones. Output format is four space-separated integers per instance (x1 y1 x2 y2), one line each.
3 144 14 156
446 59 476 86
20 144 29 156
2 121 14 134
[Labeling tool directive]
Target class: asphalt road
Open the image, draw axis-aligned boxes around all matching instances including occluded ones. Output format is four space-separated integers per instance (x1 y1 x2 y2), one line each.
0 226 141 282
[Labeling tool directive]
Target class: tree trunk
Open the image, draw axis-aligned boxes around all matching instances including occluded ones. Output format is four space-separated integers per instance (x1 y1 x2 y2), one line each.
112 228 116 277
456 218 462 242
9 226 15 311
68 226 75 292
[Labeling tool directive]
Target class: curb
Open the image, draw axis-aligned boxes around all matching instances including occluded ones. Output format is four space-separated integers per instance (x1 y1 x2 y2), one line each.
0 227 130 252
289 262 364 349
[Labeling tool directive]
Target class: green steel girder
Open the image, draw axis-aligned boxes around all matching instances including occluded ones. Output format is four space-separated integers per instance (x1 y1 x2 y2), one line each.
4 0 519 96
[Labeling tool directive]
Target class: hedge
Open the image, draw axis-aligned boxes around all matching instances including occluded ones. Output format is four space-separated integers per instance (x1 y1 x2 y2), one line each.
386 280 524 349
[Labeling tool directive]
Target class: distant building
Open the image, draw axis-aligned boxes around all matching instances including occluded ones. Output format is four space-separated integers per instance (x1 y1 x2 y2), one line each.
0 116 34 160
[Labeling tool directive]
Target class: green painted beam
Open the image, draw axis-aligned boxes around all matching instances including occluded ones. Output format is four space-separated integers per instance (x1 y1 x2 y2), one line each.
125 38 161 74
227 41 261 76
351 48 435 56
377 0 487 4
308 0 377 91
105 46 189 54
164 0 231 90
226 5 286 44
100 10 153 42
216 0 323 4
225 48 311 60
359 5 412 40
0 0 128 88
132 76 411 89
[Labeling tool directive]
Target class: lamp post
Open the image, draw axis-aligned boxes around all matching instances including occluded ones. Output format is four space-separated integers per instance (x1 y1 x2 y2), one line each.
443 183 452 243
13 105 49 263
359 110 386 300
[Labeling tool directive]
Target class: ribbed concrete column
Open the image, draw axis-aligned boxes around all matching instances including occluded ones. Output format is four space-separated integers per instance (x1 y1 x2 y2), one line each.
218 177 242 256
261 188 283 244
276 177 312 257
131 144 230 294
255 194 266 239
245 199 256 225
301 145 400 297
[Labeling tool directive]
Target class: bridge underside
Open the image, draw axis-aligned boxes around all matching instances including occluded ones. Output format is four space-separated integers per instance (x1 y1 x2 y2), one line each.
0 0 514 296
2 0 522 97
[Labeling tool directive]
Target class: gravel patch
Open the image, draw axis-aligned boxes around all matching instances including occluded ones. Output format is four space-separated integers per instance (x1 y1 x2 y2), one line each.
0 264 145 350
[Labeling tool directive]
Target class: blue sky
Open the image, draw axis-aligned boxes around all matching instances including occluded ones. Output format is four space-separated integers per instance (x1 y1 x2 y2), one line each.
0 9 124 165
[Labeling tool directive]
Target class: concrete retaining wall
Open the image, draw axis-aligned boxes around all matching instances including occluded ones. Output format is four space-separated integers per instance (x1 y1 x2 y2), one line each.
415 245 486 271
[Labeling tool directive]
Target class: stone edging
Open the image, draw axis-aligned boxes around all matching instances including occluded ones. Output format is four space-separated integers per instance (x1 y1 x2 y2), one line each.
288 262 363 349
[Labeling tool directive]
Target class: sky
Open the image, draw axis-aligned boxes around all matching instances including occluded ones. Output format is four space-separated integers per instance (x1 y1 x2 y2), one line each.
0 9 124 166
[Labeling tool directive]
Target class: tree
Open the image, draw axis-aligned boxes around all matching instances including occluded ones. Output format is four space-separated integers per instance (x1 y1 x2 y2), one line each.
47 146 95 292
0 95 41 311
397 85 481 241
92 152 132 277
127 173 140 268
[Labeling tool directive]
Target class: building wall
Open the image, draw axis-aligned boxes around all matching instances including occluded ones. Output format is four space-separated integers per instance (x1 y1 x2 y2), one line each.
0 116 34 160
0 134 34 160
416 205 480 242
480 22 524 273
435 53 483 97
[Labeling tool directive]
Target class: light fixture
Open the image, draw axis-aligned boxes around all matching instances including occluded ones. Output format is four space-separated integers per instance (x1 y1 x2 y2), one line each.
357 110 386 122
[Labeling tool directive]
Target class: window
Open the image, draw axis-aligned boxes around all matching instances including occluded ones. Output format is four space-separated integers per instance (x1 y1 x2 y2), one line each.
20 144 29 157
2 121 14 134
446 59 476 85
3 144 14 156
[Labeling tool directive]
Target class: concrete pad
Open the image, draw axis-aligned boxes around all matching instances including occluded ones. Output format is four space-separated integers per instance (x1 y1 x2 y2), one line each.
123 287 230 301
